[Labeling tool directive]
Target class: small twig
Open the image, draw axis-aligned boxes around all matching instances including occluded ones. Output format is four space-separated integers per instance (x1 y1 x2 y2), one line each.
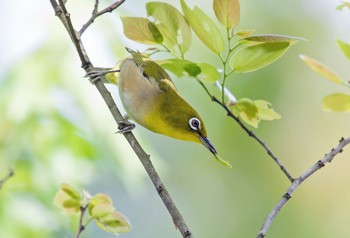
212 96 294 181
79 0 126 35
0 169 14 190
49 1 193 237
257 136 350 238
75 205 88 238
196 79 294 181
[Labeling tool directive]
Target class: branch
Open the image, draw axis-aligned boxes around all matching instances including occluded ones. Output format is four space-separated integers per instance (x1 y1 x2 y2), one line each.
75 205 88 238
198 80 294 182
257 136 350 238
48 1 193 237
0 169 14 190
79 0 126 35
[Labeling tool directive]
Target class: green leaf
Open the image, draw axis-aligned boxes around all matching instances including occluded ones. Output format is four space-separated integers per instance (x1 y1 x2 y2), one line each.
146 2 191 56
91 204 115 219
213 0 240 28
180 0 224 54
88 193 113 216
196 63 220 83
336 39 350 61
239 34 302 45
230 42 290 73
96 211 131 234
231 98 280 127
300 55 344 84
255 100 281 120
235 29 256 37
214 154 232 168
322 93 350 112
158 59 219 83
232 98 259 127
184 63 201 77
53 183 82 215
121 17 163 45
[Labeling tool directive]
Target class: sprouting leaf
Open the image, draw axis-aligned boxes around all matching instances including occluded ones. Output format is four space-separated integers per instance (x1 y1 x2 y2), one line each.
213 0 240 28
88 193 113 216
300 55 344 84
121 17 163 45
91 204 115 219
255 100 281 120
54 183 82 215
95 211 131 234
230 42 290 73
336 39 350 61
322 93 350 112
231 98 280 127
196 63 220 83
180 0 224 54
239 34 302 45
146 2 191 56
235 29 256 38
158 59 219 82
231 98 259 127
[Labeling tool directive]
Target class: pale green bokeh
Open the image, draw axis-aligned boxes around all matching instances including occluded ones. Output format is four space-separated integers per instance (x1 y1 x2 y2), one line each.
1 1 350 238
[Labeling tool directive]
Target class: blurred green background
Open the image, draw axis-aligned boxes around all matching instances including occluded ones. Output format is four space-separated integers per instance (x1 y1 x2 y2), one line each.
1 0 350 237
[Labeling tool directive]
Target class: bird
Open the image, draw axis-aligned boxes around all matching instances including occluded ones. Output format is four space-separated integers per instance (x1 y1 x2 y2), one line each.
91 48 231 168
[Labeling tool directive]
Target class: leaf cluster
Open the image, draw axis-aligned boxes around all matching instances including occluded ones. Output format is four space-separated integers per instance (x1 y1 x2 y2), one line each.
120 0 300 127
54 183 131 236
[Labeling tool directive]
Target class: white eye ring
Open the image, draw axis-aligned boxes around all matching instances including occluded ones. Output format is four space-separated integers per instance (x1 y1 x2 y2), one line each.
189 117 201 131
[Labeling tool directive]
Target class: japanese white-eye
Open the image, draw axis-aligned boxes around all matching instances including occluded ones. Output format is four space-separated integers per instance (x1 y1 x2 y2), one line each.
103 48 231 168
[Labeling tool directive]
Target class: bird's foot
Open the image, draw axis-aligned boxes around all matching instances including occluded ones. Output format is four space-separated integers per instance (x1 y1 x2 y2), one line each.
85 68 120 84
117 120 135 134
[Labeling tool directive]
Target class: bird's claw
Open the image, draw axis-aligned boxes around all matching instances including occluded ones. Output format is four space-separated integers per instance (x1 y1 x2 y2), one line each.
117 121 135 134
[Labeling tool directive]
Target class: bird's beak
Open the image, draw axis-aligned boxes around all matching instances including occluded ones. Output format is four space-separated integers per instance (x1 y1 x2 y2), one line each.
198 133 218 155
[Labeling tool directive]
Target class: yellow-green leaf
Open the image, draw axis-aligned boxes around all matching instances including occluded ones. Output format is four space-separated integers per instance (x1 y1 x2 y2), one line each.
239 34 302 45
121 17 163 45
322 93 350 112
146 2 191 56
91 204 115 219
196 63 220 83
230 42 290 73
336 39 350 61
232 98 259 127
213 0 240 28
88 193 114 216
235 29 256 38
158 59 219 83
300 55 344 84
53 183 82 215
180 0 224 54
255 100 281 120
96 211 131 234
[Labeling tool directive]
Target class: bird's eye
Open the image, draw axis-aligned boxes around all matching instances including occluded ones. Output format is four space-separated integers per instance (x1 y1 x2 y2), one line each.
142 71 149 79
189 117 201 131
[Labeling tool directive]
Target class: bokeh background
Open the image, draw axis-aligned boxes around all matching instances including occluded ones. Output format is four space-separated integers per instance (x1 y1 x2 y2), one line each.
1 0 350 237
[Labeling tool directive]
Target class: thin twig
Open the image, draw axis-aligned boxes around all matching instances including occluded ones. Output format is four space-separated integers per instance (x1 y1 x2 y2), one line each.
79 0 126 35
196 79 294 181
48 1 193 237
75 206 88 238
0 169 14 190
257 136 350 238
